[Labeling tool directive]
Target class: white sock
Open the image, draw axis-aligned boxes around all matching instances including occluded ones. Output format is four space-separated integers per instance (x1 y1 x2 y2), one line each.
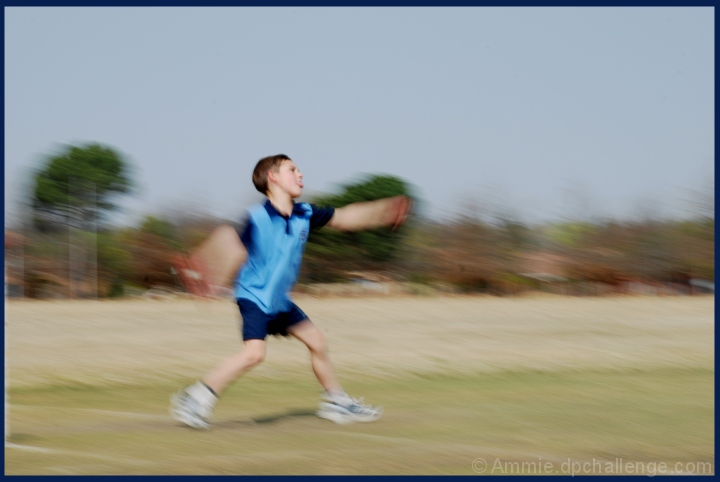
187 381 218 411
325 390 353 407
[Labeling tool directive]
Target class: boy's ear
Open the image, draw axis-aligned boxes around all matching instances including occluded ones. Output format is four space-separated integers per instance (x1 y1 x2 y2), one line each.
267 169 278 185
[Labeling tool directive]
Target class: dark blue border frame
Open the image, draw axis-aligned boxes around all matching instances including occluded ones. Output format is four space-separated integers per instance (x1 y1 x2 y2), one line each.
1 2 718 6
1 4 716 480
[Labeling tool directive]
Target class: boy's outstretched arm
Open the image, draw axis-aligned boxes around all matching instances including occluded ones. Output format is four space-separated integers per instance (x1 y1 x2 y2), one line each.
327 195 411 232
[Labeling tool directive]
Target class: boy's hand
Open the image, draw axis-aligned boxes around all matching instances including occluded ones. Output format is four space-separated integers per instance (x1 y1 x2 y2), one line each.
172 253 211 297
391 195 412 232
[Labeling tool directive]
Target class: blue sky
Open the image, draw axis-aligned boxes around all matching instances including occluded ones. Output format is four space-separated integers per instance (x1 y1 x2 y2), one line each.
4 7 714 226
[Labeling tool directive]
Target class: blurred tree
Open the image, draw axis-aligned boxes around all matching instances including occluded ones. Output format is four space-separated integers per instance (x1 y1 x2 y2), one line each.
672 218 714 280
31 143 134 231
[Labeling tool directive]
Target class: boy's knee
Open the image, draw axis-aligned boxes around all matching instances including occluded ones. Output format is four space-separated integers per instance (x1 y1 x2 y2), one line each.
243 346 266 366
310 332 329 354
249 352 265 366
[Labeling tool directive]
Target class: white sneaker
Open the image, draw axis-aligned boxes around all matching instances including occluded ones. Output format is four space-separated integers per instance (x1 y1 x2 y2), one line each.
317 394 383 424
170 382 217 429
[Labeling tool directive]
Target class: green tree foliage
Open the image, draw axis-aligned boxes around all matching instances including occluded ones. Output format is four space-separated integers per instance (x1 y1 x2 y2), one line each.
302 175 414 281
32 143 134 231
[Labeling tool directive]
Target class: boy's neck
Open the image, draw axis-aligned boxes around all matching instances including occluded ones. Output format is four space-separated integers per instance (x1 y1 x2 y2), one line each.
266 192 295 217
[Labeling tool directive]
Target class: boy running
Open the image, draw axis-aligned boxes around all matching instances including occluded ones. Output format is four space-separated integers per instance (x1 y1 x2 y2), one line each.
171 154 411 428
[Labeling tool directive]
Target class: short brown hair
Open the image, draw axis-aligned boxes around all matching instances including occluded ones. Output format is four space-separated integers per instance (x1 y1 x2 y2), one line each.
252 154 291 194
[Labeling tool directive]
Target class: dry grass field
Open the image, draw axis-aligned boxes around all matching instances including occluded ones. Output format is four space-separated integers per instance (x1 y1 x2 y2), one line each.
4 294 714 475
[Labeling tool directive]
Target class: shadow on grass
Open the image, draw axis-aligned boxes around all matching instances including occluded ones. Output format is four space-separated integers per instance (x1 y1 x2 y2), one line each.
211 408 317 429
252 408 317 424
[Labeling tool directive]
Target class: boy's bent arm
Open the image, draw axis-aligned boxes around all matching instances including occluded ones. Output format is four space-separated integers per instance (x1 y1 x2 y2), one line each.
190 224 248 288
327 196 411 232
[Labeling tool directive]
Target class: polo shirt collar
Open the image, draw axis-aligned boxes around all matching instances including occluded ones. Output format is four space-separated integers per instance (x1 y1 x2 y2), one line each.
264 199 305 219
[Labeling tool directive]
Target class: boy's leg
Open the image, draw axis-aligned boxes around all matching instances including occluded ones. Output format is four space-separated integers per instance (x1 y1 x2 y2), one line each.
202 339 266 396
286 319 343 394
170 339 265 429
287 319 382 423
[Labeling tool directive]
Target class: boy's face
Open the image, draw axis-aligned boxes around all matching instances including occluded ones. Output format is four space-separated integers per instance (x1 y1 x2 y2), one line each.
270 159 304 198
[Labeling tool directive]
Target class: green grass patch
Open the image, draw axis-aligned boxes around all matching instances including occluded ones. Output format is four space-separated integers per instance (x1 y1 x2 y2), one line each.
6 367 714 475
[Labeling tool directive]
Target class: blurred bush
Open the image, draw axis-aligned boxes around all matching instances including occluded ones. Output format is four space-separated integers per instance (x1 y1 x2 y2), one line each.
301 174 415 282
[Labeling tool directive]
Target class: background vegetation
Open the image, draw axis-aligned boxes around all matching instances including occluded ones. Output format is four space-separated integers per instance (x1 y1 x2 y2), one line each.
5 143 714 298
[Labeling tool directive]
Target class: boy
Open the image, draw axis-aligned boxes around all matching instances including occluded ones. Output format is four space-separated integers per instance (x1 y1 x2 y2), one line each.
171 154 411 429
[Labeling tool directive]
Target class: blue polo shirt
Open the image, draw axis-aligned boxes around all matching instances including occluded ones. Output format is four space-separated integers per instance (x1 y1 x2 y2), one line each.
234 200 334 315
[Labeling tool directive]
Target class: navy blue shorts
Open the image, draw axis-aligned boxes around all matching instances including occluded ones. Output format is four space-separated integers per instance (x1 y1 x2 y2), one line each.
237 298 309 341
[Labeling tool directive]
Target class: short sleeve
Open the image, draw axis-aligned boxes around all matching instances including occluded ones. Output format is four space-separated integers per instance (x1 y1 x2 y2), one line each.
309 204 335 231
231 214 252 247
